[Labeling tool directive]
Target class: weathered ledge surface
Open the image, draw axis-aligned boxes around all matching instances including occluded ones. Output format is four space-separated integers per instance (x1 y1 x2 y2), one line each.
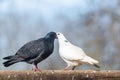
0 70 120 80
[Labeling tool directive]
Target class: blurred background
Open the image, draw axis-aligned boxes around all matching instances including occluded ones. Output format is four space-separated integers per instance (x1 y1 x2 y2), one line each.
0 0 120 70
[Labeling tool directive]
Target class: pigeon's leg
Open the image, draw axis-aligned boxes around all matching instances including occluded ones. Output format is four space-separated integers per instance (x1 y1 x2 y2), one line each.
72 66 76 70
64 65 70 70
32 64 41 72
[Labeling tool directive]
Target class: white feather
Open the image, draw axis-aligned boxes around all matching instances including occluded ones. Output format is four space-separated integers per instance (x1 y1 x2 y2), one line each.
57 32 99 67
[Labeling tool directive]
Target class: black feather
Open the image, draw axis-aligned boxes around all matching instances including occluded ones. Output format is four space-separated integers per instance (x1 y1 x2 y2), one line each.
3 60 16 67
93 64 100 68
3 55 14 60
3 32 57 68
3 55 24 67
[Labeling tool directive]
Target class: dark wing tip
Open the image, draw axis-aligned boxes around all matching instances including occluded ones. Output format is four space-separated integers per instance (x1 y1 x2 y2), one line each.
93 64 100 68
3 56 14 60
3 57 8 60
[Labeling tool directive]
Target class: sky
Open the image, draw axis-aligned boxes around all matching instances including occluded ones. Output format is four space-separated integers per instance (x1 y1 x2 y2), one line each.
0 0 117 18
0 0 118 31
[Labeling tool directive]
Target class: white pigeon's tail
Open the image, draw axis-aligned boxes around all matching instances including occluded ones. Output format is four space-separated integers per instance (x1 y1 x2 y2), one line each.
82 56 100 68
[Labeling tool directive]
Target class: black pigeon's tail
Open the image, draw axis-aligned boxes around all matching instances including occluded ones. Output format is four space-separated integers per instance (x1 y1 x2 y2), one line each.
3 55 15 60
93 64 100 68
3 55 22 67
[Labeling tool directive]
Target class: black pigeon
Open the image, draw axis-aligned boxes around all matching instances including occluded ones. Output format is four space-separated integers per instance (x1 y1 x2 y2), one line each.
3 32 57 71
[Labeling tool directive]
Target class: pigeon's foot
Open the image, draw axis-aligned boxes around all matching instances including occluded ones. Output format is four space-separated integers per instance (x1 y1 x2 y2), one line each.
64 68 70 70
63 65 71 70
72 66 76 70
32 68 41 72
32 65 41 72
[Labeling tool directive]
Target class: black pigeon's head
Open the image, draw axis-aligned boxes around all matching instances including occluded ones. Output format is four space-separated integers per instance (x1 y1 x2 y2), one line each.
45 32 57 40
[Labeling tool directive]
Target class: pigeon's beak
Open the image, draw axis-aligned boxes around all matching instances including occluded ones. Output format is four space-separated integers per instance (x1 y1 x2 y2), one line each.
56 35 58 39
56 32 60 39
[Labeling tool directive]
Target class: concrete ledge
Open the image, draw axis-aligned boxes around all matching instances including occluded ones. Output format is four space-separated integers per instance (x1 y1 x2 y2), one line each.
0 70 120 80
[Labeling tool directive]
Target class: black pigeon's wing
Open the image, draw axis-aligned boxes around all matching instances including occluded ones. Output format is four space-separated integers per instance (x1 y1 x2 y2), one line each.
15 39 45 60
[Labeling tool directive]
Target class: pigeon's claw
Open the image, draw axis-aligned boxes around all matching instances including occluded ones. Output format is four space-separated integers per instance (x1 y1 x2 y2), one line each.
32 68 40 71
32 65 41 72
64 65 71 70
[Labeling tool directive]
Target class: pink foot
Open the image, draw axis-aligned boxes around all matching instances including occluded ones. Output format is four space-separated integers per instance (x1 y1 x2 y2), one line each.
63 65 70 70
32 68 41 71
64 68 70 70
32 65 41 72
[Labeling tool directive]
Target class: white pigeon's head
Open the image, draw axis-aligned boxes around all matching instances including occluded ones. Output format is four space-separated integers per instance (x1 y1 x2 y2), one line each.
56 32 65 39
56 32 70 44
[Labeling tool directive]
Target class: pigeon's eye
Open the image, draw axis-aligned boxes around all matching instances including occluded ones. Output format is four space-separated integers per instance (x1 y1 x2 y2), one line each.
64 40 68 42
57 33 60 35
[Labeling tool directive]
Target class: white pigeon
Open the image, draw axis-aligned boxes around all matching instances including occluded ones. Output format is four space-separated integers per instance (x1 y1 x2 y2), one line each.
56 32 100 70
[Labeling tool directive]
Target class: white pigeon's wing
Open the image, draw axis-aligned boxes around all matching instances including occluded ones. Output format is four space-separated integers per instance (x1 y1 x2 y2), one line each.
81 56 99 64
59 44 87 61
